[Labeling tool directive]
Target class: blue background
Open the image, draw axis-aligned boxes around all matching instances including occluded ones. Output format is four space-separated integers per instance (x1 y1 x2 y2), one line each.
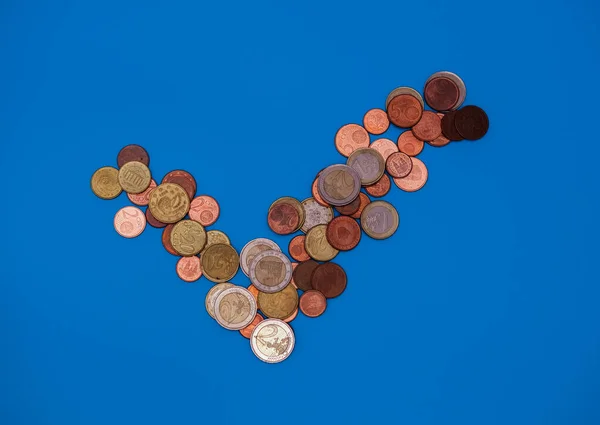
1 1 599 424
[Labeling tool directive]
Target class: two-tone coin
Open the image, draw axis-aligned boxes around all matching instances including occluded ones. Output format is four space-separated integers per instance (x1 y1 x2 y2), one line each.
300 197 333 233
205 282 235 319
214 287 257 330
249 250 292 293
202 243 239 283
360 200 399 239
239 238 281 277
346 148 385 186
250 319 295 363
317 164 361 207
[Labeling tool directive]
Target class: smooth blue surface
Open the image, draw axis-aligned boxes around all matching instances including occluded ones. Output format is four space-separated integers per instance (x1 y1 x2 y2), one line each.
1 1 599 424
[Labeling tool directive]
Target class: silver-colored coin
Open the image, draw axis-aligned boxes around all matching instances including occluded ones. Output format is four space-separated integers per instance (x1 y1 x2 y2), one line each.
300 198 333 233
317 164 361 207
360 200 400 240
214 287 257 330
385 86 424 109
425 71 466 111
205 282 235 319
239 238 281 277
249 250 292 294
250 319 295 363
346 148 385 186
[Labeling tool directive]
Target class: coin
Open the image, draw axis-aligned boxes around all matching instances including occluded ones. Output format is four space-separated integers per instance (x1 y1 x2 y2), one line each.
386 152 413 178
326 216 361 251
270 197 305 232
347 148 385 186
118 161 152 194
214 287 257 330
146 207 167 228
189 195 220 226
317 164 361 207
292 259 319 291
424 77 460 111
412 111 442 141
247 284 259 304
334 123 370 157
127 179 156 206
387 94 423 128
428 113 452 147
369 138 398 162
114 206 146 238
288 235 311 262
239 238 281 277
205 282 235 319
454 105 489 140
290 262 298 289
425 71 466 111
201 230 231 254
393 157 428 192
170 219 207 256
397 131 424 156
249 250 292 294
268 202 300 235
360 200 399 239
365 174 391 197
161 224 178 255
311 262 347 298
311 173 330 207
250 319 295 364
335 195 361 216
441 110 464 141
385 86 424 109
117 144 150 168
305 224 339 262
162 170 197 200
299 290 327 318
91 166 122 199
258 284 299 319
282 308 298 323
362 108 389 135
202 243 239 283
350 193 371 219
240 314 263 339
300 197 333 233
148 183 190 224
176 256 202 282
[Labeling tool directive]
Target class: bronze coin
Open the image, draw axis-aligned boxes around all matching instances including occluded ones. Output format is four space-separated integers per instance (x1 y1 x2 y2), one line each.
292 260 320 292
428 113 452 147
267 202 300 235
334 124 370 157
311 262 347 298
362 108 389 135
326 216 361 251
161 224 178 255
288 235 311 262
393 157 428 192
299 290 327 318
386 152 413 178
387 94 423 128
424 77 460 111
397 131 424 156
350 193 371 219
334 195 361 216
441 110 464 141
117 144 149 168
312 173 330 207
145 207 167 228
454 105 489 140
365 174 391 198
411 111 442 141
162 170 197 200
239 314 263 339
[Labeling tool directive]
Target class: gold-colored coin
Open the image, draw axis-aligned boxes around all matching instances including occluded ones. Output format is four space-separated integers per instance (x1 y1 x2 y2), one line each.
305 224 339 261
148 183 190 224
269 197 305 232
200 230 231 255
91 166 122 199
201 243 240 283
170 219 207 256
258 285 299 319
118 161 152 194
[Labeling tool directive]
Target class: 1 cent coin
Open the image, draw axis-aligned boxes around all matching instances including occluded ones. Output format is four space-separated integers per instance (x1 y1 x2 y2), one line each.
146 207 167 228
91 166 122 200
326 216 361 251
347 148 385 186
363 108 389 135
365 174 391 198
335 195 361 216
311 263 347 298
250 319 295 363
428 113 452 147
258 284 299 320
305 224 339 262
411 111 442 141
148 183 190 224
118 161 151 194
393 157 428 192
201 243 239 283
162 170 197 200
117 144 149 168
161 224 178 255
369 138 398 162
249 250 292 294
240 314 263 339
424 77 460 111
170 219 207 256
317 164 361 207
288 235 311 262
454 105 489 140
397 131 424 156
360 200 399 240
299 290 327 318
387 94 423 128
292 259 320 292
386 152 413 178
334 123 370 157
114 206 146 238
350 193 371 219
441 110 464 141
214 287 257 331
176 256 202 282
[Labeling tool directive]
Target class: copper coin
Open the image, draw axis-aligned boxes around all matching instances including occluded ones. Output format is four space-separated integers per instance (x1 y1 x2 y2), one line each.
176 256 202 282
365 174 391 197
411 111 442 141
397 131 424 156
189 195 220 226
282 308 298 323
117 144 149 168
247 284 260 304
127 179 157 206
335 195 361 216
299 290 327 318
161 224 178 255
369 138 398 162
350 193 371 219
145 207 167 228
326 216 361 251
239 314 263 339
288 235 311 262
454 105 489 140
441 110 464 141
267 202 300 235
311 262 347 298
114 206 146 238
162 170 197 200
426 71 466 111
428 113 452 147
312 173 329 207
334 124 370 157
290 263 298 289
292 260 319 292
362 108 389 135
393 157 428 192
387 94 423 128
424 77 460 111
386 152 413 178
